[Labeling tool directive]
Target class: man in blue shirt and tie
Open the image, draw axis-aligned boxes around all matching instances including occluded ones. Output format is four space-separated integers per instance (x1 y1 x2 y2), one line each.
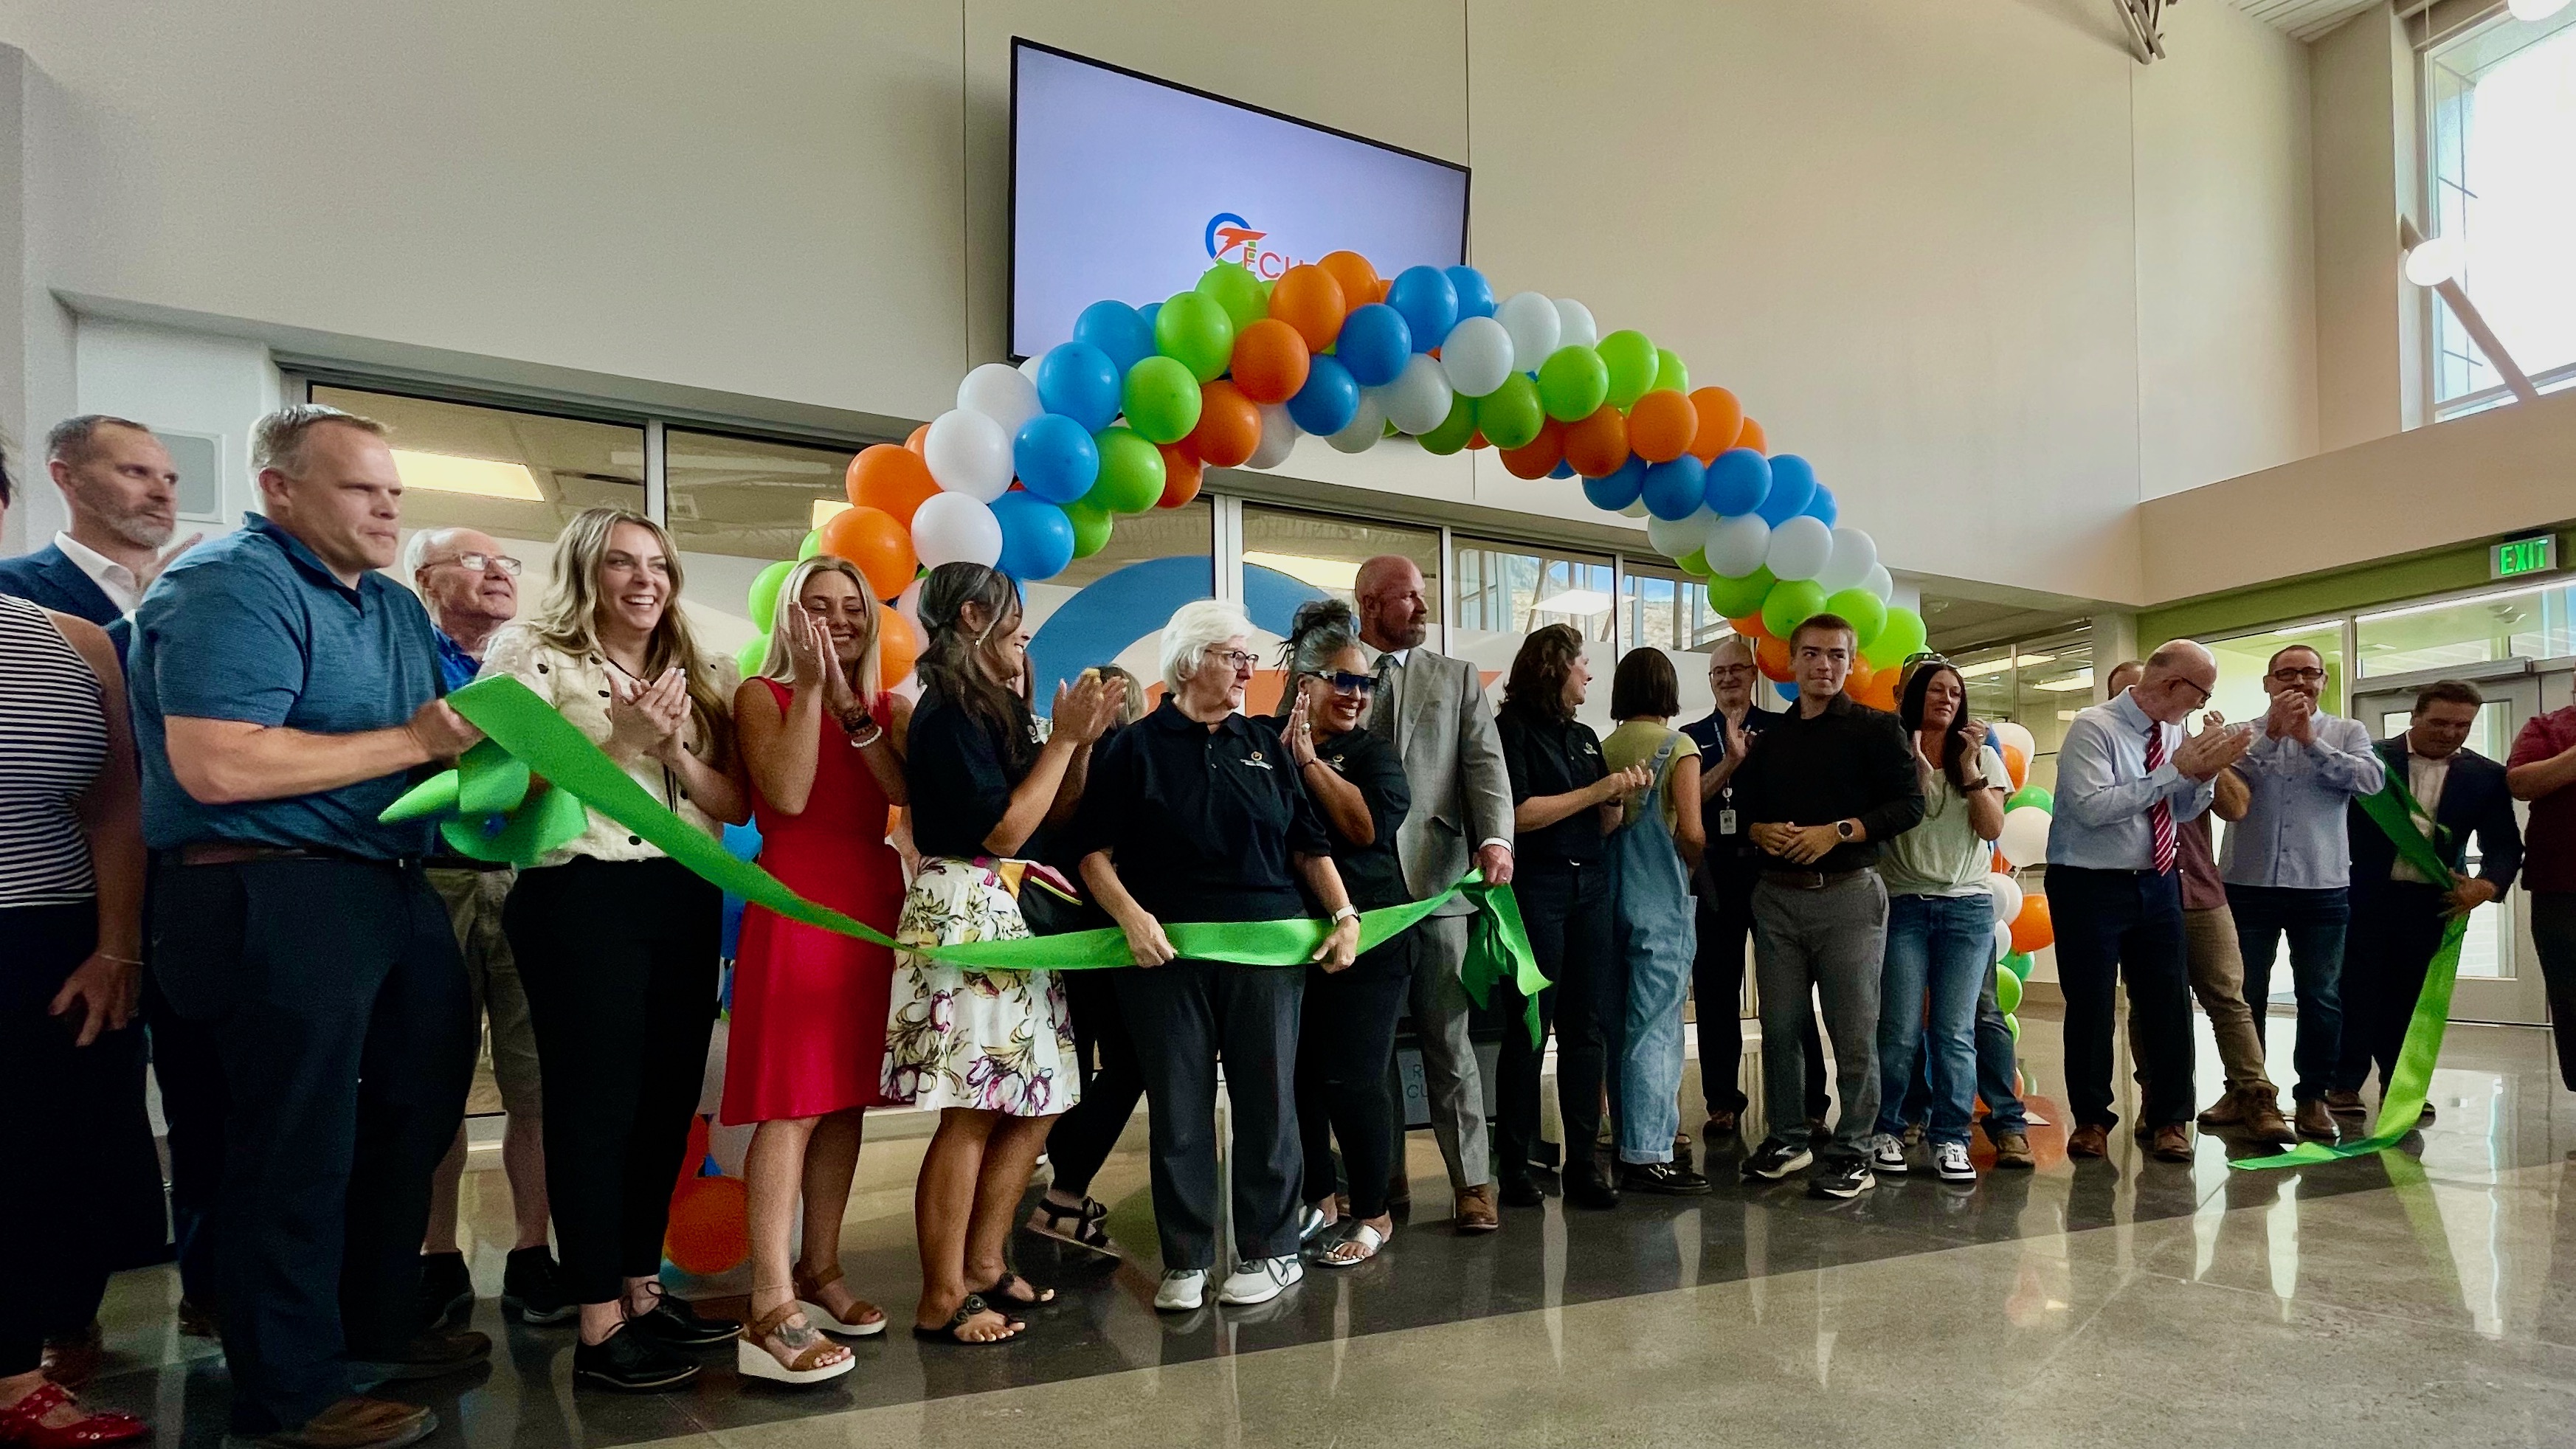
2048 640 2251 1162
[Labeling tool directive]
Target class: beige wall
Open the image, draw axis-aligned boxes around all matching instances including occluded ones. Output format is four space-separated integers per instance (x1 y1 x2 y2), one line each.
2309 3 2420 449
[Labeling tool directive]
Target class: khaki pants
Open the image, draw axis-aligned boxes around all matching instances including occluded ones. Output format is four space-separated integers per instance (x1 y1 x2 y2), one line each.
429 865 543 1117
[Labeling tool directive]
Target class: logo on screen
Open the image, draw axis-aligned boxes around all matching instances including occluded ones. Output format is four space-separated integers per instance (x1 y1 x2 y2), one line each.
1205 212 1308 280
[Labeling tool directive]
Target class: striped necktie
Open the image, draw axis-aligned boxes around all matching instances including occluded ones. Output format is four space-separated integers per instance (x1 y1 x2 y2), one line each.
2144 717 2175 874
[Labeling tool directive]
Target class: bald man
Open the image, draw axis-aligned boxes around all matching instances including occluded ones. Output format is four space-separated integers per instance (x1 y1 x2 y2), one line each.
2046 641 2252 1162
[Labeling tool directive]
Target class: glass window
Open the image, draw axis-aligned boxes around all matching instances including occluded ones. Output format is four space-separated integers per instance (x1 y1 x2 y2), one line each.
2356 581 2576 677
1617 561 1733 724
1930 627 2093 795
666 429 869 661
1452 537 1616 732
2207 621 2344 730
1021 499 1215 718
1240 505 1440 716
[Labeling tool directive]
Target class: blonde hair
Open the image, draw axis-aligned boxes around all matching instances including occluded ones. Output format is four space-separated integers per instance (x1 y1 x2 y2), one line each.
756 556 883 701
532 507 732 766
252 403 387 477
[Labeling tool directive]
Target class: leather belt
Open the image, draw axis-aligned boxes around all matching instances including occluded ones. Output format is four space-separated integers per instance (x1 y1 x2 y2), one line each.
174 843 415 869
424 854 516 874
1761 868 1868 891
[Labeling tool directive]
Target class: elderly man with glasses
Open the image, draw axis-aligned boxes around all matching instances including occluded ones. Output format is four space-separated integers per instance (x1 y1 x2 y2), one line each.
2218 644 2386 1139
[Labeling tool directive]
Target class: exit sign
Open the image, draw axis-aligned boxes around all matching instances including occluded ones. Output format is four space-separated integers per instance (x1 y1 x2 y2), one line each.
2493 535 2557 580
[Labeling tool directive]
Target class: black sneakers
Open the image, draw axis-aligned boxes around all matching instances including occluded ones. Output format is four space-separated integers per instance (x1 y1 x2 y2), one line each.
1621 1161 1712 1196
501 1248 575 1326
1742 1139 1814 1181
624 1290 739 1349
573 1327 700 1391
1807 1158 1877 1200
415 1253 474 1331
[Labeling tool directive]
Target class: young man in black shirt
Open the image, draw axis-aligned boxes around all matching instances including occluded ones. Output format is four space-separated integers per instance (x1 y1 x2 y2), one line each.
1732 614 1923 1198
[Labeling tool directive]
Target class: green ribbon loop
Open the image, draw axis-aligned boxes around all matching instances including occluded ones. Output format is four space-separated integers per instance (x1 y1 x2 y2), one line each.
407 677 1551 1042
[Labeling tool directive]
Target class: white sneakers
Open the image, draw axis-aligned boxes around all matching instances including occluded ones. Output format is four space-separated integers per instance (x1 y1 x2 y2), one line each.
1868 1135 1909 1175
1933 1141 1976 1183
1218 1256 1303 1306
1153 1269 1206 1311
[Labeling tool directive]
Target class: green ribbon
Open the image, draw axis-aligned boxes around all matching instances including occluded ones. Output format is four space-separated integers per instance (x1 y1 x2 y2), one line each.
400 677 1549 1041
2231 760 2471 1171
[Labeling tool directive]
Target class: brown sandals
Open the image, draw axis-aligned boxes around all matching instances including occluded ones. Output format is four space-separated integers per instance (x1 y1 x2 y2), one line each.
736 1301 854 1385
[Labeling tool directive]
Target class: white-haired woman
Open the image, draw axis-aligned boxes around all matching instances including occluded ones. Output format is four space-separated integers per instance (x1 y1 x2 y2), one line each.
1071 599 1361 1313
719 556 909 1383
483 507 750 1392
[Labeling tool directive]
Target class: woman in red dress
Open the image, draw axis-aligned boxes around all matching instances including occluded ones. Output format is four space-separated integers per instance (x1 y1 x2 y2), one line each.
724 556 910 1384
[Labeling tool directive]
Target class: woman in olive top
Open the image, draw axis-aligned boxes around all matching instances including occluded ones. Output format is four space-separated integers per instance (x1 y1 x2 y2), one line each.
1492 624 1652 1211
1600 648 1707 1194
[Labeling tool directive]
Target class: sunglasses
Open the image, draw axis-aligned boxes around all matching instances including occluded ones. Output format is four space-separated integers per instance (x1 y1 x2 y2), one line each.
1314 671 1377 695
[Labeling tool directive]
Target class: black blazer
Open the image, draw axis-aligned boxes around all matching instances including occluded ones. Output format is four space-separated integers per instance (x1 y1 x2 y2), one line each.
2348 736 2522 892
0 543 132 668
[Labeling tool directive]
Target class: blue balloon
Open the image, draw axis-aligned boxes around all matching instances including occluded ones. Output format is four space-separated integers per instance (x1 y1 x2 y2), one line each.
1334 304 1412 387
1286 354 1361 436
1704 448 1772 516
1447 266 1496 320
1758 454 1818 525
1387 266 1459 353
991 492 1077 581
1071 300 1156 376
1012 413 1098 504
1548 460 1576 479
1640 454 1708 521
1035 342 1122 432
1803 483 1837 528
1775 680 1799 702
1139 300 1162 328
1583 454 1648 511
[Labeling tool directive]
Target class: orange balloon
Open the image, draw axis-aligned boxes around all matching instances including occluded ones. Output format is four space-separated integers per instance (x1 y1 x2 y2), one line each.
1687 387 1745 463
663 1175 747 1276
1728 612 1770 641
1756 634 1794 682
1187 380 1262 468
903 423 930 457
1318 251 1381 323
1856 669 1900 711
1158 444 1204 508
846 444 940 528
1268 264 1348 351
877 609 921 684
1229 317 1311 405
1842 657 1875 698
819 505 916 600
2009 894 2054 954
2001 743 2029 789
1736 417 1768 455
1628 389 1697 463
1499 418 1566 480
1564 405 1630 478
1465 429 1491 451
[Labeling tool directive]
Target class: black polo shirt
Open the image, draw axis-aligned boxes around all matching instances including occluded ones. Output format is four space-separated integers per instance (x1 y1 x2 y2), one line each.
906 687 1042 860
1496 703 1609 871
1682 705 1778 881
1305 726 1412 911
1731 692 1924 874
1070 699 1330 924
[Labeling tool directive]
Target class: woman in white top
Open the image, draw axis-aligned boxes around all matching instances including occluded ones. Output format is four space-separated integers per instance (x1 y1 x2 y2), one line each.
482 508 750 1392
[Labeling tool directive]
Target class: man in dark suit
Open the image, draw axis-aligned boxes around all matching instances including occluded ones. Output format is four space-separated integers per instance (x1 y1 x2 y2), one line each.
0 415 196 661
2333 678 2523 1121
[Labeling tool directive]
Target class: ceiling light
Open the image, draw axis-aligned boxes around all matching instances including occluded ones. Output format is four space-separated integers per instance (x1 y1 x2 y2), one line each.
2358 584 2547 624
1532 588 1612 616
2509 0 2570 21
2404 234 2463 287
2057 709 2083 722
1955 659 2014 678
2034 669 2096 693
1244 550 1358 591
812 499 852 529
392 450 544 501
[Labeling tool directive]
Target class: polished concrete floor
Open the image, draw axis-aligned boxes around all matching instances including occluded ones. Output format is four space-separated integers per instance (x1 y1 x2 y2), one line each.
78 1009 2576 1448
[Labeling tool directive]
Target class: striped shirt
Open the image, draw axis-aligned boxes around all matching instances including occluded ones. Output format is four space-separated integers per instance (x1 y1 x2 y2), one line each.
0 592 108 905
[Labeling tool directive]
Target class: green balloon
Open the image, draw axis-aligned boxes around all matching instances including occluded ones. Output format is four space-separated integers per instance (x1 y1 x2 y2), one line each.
1154 291 1237 383
1474 373 1546 451
797 528 824 561
1418 392 1477 454
1090 426 1166 513
1677 547 1711 578
1195 261 1267 333
1995 961 2024 1014
1536 346 1609 422
746 558 795 628
2006 784 2054 813
1825 587 1887 648
734 634 770 677
1064 499 1113 558
1760 578 1829 641
1862 604 1927 671
1704 568 1775 618
2005 1012 2020 1044
1121 356 1202 445
1597 329 1657 410
1654 347 1690 395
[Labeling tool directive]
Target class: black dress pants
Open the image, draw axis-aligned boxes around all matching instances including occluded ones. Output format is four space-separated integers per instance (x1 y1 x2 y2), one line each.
1114 957 1303 1270
148 858 474 1435
1495 861 1621 1180
2334 881 2451 1097
1296 930 1418 1220
1691 870 1825 1121
505 857 719 1306
1041 967 1147 1198
2049 865 2195 1131
147 965 229 1312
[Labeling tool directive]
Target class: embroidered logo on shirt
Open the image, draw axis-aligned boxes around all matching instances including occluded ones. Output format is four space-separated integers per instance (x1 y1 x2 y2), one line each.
1242 750 1273 770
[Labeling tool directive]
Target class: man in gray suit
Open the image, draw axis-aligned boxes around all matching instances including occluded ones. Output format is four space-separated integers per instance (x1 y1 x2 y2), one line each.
1354 555 1515 1233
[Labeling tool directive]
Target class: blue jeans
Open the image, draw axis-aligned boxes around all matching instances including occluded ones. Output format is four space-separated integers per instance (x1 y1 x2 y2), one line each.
2225 883 2347 1104
1873 893 1990 1147
1898 960 2031 1136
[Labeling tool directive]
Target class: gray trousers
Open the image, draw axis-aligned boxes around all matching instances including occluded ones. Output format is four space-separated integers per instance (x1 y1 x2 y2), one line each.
1751 873 1888 1166
1404 913 1492 1193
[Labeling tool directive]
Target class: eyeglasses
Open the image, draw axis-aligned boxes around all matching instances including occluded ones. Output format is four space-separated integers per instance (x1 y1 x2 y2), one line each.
2178 677 2213 705
1708 664 1757 679
1318 671 1377 695
1204 648 1258 672
2269 667 2325 685
438 551 522 577
1902 651 1950 668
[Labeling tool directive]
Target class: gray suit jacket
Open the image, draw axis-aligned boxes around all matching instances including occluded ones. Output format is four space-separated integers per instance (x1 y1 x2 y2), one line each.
1370 646 1514 914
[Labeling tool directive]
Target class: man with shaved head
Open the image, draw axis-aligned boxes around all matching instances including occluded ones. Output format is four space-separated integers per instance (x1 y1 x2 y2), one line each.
2047 640 2252 1162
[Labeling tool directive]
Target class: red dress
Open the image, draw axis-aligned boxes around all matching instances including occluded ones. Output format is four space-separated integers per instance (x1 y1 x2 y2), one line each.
721 679 905 1122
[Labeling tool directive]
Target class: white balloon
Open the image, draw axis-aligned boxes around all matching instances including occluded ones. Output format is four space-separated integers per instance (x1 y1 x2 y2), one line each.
1381 353 1454 436
1992 921 2013 964
956 362 1041 436
1862 561 1896 602
1437 314 1515 398
1812 528 1879 595
1995 806 2053 870
1496 292 1561 374
910 490 1003 568
1990 720 2037 764
1985 871 2023 928
1553 297 1598 350
1018 353 1046 386
922 409 1012 502
1764 514 1834 581
894 578 924 631
1702 513 1772 578
1646 509 1705 559
1327 390 1387 454
1246 404 1302 468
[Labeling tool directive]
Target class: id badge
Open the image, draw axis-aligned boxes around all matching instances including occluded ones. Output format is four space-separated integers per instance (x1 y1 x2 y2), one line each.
1717 809 1738 837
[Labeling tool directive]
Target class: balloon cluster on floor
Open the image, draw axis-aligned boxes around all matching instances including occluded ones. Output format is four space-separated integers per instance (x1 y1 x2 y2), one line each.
1979 726 2057 1052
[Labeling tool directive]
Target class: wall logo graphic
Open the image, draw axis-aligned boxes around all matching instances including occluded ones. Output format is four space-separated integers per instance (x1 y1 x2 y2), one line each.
1204 212 1309 280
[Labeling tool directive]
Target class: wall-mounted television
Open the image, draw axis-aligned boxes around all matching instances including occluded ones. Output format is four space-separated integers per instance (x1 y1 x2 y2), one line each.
1009 39 1470 362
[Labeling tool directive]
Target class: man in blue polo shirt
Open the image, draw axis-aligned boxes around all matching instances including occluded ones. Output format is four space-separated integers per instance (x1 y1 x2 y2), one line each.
132 404 486 1449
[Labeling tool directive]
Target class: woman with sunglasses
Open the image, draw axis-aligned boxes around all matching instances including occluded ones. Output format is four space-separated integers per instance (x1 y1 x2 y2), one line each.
1276 601 1415 1266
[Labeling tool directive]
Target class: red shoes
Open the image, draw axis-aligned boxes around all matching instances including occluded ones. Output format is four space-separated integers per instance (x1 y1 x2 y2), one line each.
0 1381 149 1449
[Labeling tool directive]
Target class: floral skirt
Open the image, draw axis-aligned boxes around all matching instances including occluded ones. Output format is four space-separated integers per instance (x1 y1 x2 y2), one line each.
880 857 1079 1117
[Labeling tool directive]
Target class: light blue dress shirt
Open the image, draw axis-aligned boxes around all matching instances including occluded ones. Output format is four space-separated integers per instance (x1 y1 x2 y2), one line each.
2217 712 2384 890
2047 690 2214 871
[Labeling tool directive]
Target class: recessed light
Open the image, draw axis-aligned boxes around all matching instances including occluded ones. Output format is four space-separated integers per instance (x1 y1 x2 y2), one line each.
393 450 543 501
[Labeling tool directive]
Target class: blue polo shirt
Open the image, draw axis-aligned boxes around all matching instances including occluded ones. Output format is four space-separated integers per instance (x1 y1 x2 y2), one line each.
130 513 443 857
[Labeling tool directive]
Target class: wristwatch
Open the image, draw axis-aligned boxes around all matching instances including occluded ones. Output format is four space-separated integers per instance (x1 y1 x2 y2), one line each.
1834 819 1858 841
1330 905 1361 925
